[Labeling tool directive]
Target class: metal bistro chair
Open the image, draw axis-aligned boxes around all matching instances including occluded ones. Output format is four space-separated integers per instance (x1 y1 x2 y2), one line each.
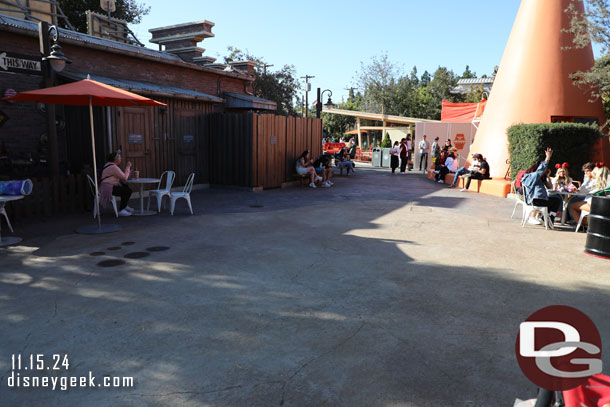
521 185 553 230
0 201 14 234
575 210 590 233
87 175 119 218
147 170 175 213
170 173 195 216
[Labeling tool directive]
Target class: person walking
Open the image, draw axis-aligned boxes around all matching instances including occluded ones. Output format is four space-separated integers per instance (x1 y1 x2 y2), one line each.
391 141 400 174
399 138 408 174
418 135 430 172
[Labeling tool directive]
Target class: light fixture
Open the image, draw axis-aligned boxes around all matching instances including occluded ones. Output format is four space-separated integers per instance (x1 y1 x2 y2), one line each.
43 25 72 73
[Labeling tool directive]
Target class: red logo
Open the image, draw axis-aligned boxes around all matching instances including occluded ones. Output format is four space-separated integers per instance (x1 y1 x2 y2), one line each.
454 134 466 150
515 305 602 391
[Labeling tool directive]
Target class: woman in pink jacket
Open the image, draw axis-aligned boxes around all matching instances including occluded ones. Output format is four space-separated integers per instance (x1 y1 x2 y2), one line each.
99 151 134 216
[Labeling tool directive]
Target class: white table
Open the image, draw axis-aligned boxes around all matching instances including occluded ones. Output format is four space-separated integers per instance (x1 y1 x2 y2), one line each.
127 178 160 216
0 195 24 246
548 190 589 225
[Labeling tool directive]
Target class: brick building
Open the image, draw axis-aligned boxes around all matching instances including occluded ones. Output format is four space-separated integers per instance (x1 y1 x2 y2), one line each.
0 13 276 185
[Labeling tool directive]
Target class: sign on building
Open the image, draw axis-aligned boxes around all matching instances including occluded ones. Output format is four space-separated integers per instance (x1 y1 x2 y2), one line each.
0 52 42 75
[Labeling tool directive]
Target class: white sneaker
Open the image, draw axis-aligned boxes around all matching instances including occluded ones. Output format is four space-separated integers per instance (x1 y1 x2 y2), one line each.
309 182 317 188
125 205 135 212
328 180 334 186
315 176 323 182
437 180 444 184
460 188 467 192
118 209 132 217
322 181 330 188
433 170 439 174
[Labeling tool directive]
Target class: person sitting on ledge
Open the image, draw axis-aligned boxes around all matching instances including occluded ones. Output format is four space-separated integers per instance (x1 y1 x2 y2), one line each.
448 153 481 188
296 149 322 188
99 150 134 217
521 148 562 228
314 153 334 187
461 154 491 192
335 148 355 175
435 151 457 183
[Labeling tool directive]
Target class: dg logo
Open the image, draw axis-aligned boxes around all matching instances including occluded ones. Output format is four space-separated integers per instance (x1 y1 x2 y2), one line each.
515 305 603 391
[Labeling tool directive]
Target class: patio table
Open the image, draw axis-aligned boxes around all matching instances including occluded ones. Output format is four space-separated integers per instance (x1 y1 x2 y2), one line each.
0 195 24 246
547 190 589 225
127 178 160 216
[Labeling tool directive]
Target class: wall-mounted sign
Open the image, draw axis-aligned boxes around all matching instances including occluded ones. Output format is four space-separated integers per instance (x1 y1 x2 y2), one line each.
183 134 194 144
0 52 42 75
128 133 144 144
270 136 277 145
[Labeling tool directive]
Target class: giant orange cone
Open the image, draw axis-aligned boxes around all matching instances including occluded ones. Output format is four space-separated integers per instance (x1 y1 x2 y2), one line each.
469 0 609 178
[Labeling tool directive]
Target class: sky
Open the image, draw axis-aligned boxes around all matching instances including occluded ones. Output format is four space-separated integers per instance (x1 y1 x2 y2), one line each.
129 1 525 104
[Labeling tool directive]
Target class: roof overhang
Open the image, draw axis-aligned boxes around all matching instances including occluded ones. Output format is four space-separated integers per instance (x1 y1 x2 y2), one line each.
322 108 440 124
223 91 277 111
59 71 225 103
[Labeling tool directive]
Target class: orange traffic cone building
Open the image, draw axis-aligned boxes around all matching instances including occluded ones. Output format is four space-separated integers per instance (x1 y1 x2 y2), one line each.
469 0 610 178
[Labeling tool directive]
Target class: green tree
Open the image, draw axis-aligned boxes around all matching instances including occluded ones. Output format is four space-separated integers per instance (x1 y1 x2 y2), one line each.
356 53 401 114
224 47 301 116
322 100 357 139
461 65 477 79
381 132 392 148
58 0 150 33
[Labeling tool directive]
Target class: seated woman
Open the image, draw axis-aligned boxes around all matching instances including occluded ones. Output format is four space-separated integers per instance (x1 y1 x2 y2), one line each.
296 149 321 188
335 148 355 175
521 148 562 228
569 164 609 228
551 163 575 191
99 151 134 217
435 151 457 183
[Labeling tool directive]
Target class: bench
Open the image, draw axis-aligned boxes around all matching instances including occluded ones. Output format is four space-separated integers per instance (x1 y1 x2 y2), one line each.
427 170 511 198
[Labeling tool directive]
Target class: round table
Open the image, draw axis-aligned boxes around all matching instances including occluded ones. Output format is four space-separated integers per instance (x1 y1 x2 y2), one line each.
0 195 24 246
127 178 160 216
547 190 589 225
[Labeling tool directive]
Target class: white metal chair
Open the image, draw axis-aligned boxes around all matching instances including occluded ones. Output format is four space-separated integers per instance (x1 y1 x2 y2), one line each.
86 175 118 218
575 210 590 233
510 180 527 219
521 185 552 230
147 170 175 213
170 173 195 215
0 202 14 233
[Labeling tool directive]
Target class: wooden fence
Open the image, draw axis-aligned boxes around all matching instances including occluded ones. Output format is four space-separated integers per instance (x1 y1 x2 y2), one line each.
208 112 323 189
3 174 92 220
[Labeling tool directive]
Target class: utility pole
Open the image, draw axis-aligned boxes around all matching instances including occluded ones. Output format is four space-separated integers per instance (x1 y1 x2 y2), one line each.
300 75 315 118
262 63 273 75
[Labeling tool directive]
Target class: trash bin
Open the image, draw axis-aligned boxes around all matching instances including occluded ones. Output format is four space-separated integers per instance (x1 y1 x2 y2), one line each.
585 195 610 259
372 148 382 167
381 148 391 167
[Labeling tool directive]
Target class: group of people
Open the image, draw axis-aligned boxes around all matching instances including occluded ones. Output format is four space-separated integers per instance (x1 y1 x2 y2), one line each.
296 148 355 189
516 148 610 229
431 138 491 191
390 135 429 174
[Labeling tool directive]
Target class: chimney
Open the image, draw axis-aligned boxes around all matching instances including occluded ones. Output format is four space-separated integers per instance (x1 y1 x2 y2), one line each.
149 20 214 63
229 60 257 76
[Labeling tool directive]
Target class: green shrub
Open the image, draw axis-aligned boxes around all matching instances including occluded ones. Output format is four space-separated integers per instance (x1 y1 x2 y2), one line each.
507 123 603 181
381 132 392 148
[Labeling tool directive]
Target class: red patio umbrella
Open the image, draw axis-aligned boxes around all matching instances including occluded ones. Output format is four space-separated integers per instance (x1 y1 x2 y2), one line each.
3 78 166 234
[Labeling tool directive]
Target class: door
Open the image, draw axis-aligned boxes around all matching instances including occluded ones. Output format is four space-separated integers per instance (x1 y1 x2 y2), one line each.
174 109 199 185
118 107 154 177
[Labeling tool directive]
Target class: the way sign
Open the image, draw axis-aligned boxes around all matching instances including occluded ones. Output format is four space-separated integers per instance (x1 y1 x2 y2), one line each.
0 51 42 75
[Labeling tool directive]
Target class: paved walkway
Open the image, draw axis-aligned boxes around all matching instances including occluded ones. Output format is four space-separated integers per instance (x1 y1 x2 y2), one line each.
1 166 608 406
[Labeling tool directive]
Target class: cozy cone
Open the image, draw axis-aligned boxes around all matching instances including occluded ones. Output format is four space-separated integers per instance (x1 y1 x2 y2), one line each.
468 0 610 178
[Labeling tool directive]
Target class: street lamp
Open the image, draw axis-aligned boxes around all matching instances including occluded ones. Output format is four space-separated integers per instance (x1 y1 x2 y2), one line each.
315 88 334 118
39 22 71 176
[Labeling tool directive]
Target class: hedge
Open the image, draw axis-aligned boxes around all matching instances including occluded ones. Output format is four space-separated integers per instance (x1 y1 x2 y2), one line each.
507 123 603 181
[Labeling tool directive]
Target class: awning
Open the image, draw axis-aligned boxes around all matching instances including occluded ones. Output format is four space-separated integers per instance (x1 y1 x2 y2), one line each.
441 99 486 122
223 92 277 111
344 129 367 135
59 71 225 103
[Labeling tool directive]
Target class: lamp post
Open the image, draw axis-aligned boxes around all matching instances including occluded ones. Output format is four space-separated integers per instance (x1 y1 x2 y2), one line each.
39 21 71 176
315 88 334 118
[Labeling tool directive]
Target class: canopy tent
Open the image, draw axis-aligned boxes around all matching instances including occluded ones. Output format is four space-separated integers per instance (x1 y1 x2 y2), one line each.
441 99 486 123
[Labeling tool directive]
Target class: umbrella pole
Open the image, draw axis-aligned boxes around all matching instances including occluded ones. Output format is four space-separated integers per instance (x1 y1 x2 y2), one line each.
89 97 102 231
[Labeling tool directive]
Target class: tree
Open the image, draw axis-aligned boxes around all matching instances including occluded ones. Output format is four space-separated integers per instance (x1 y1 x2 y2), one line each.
322 100 357 139
58 0 150 33
356 53 401 114
381 132 392 148
564 0 610 117
461 65 477 79
224 46 301 116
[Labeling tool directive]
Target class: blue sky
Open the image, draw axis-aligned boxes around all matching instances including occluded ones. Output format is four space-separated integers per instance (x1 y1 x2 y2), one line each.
130 1 524 103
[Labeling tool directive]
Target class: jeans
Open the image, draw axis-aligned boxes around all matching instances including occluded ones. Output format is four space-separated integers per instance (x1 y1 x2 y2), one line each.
400 157 407 173
419 153 428 171
450 167 470 186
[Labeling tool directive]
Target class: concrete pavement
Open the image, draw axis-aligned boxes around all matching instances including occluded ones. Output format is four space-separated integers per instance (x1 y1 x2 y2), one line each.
1 165 608 406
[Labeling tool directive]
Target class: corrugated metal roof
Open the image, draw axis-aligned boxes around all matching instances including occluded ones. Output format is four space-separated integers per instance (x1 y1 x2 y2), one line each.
224 92 277 111
457 77 495 85
60 71 225 103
